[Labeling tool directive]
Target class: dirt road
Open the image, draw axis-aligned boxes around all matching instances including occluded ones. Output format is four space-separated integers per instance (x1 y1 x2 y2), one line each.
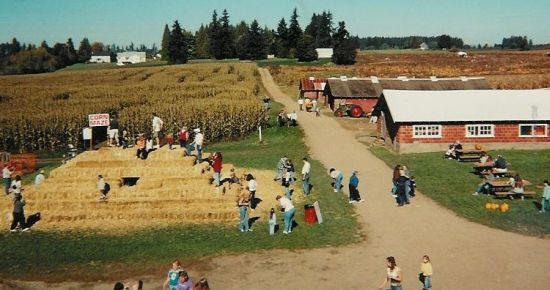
10 69 550 290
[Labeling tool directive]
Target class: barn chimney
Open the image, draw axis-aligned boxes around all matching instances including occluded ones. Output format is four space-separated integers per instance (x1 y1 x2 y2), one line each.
370 76 379 83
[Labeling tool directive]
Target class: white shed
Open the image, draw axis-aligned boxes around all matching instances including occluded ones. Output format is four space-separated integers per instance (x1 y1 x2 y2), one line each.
90 53 111 63
315 48 333 59
117 51 146 65
419 42 429 51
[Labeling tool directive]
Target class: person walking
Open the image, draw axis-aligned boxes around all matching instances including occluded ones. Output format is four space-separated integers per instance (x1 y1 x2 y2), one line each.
10 195 29 232
211 152 222 187
246 174 258 210
268 208 277 235
3 165 13 195
274 155 287 181
378 256 402 290
152 113 164 149
348 171 364 203
301 157 311 196
163 260 183 290
297 98 304 111
329 168 344 193
539 180 550 213
276 195 295 234
420 255 433 290
237 194 251 232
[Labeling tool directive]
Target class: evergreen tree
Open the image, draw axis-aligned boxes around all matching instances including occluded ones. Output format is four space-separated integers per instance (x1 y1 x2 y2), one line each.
296 34 318 62
234 21 249 60
161 24 170 60
194 24 210 59
77 37 92 63
167 20 188 64
317 11 333 47
246 20 267 60
275 18 289 57
182 29 196 58
287 8 302 51
66 38 77 64
332 22 356 65
10 38 21 55
437 34 452 49
218 9 235 59
208 10 223 59
52 43 70 68
263 27 277 55
40 40 49 51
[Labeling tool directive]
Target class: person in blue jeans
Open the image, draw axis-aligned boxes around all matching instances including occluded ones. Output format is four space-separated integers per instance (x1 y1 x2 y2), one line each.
540 180 550 213
237 195 251 232
268 208 277 235
276 195 295 234
301 157 311 196
329 168 344 193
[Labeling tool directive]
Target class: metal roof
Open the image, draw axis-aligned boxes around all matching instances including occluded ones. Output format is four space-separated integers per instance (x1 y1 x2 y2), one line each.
382 89 550 122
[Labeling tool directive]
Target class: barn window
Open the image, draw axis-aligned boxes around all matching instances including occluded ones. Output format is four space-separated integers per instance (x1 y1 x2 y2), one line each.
519 124 547 137
413 125 441 138
466 124 494 137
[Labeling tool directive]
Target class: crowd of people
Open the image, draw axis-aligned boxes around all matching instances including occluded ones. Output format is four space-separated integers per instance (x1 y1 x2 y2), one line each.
3 164 33 232
297 97 321 116
276 110 298 127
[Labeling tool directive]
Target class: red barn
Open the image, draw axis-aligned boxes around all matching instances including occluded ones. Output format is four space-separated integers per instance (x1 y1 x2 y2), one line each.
323 76 490 116
299 77 327 100
374 89 550 153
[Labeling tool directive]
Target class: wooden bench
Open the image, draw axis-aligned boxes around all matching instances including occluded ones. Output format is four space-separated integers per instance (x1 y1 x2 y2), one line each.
459 155 482 162
494 191 536 200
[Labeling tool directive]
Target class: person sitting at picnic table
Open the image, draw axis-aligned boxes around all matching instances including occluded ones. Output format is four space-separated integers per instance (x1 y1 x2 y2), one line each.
510 174 524 195
493 155 508 174
473 171 496 195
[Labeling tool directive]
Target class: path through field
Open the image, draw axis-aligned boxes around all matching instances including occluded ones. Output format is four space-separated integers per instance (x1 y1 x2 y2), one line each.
10 69 550 290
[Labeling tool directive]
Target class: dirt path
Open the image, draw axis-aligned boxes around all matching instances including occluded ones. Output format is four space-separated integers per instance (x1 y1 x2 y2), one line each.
8 69 550 290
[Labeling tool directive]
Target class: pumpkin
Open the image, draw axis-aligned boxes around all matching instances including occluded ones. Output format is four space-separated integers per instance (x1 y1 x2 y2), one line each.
500 203 509 213
475 144 482 150
485 202 492 209
492 203 500 210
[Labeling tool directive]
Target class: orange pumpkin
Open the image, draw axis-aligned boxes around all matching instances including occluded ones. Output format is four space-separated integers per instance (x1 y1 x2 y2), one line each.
500 203 509 213
492 203 500 210
485 202 492 209
475 144 482 150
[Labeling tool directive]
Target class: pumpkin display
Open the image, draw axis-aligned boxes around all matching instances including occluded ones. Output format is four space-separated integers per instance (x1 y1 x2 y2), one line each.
500 203 510 213
491 203 500 210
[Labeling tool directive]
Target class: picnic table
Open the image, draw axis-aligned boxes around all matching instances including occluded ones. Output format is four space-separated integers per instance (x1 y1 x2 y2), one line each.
473 162 493 173
488 179 535 200
458 149 485 162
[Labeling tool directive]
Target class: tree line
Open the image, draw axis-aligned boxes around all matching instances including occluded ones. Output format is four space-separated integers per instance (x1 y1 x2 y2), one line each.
162 9 358 65
355 35 464 50
0 37 159 75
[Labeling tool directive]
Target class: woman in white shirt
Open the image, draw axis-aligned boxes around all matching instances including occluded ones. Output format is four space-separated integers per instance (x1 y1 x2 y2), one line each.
378 256 402 290
276 195 295 235
246 174 257 210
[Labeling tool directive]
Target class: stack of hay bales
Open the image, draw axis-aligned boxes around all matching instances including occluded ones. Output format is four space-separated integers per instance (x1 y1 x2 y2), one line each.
0 147 298 232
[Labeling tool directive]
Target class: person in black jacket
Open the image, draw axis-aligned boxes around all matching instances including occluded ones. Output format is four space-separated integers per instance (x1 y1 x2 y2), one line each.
10 195 29 232
395 171 410 207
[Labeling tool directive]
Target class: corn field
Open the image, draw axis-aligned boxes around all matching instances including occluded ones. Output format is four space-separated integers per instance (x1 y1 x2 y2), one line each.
0 63 266 151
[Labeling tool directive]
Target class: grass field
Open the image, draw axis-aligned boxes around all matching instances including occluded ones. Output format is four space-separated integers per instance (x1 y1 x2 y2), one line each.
57 60 169 71
0 101 361 281
370 146 550 237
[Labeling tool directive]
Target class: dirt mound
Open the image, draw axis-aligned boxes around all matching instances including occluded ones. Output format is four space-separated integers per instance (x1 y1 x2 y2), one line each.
0 147 293 232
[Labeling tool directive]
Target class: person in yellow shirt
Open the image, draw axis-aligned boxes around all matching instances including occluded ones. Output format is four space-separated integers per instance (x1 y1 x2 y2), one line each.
420 255 433 289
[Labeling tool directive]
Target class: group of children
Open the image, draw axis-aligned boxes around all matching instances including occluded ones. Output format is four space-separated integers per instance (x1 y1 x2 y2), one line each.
163 260 210 290
3 165 40 232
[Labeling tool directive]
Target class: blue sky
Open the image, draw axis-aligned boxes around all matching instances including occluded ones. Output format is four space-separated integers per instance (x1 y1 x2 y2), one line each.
1 0 549 47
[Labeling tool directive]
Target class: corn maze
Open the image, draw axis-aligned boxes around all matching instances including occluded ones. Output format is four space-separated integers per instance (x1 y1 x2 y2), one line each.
0 63 266 151
0 147 292 232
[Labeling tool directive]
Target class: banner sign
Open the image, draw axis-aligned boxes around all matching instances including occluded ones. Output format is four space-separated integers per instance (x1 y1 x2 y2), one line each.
88 114 110 127
313 201 323 224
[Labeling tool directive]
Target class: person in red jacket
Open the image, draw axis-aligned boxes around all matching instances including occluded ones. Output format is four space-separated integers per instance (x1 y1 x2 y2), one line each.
178 126 188 151
212 152 223 187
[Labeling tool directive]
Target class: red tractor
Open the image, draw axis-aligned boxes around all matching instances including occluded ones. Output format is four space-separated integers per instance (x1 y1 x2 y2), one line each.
333 104 364 118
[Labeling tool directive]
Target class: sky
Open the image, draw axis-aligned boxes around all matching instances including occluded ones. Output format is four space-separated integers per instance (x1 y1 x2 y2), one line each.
1 0 550 47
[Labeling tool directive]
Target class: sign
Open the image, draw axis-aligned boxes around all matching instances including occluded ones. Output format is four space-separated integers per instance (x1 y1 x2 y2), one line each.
313 201 323 224
82 127 92 140
88 114 110 127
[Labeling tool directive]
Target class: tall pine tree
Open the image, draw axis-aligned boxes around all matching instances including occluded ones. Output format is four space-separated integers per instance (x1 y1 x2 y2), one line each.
167 20 188 64
161 24 170 60
208 10 223 59
194 24 210 59
77 37 92 63
246 20 267 60
332 21 356 65
296 34 318 62
66 38 77 64
287 8 303 53
275 18 289 58
218 9 235 59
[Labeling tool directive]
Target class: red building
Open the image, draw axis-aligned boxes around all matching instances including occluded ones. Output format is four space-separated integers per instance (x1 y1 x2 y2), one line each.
322 76 490 115
299 77 327 100
374 89 550 153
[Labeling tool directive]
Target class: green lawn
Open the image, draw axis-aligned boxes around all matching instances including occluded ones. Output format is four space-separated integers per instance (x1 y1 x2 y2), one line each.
57 60 168 72
370 146 550 236
0 101 360 281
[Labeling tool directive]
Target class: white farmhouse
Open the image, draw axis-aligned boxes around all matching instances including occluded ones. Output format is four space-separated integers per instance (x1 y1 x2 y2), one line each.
90 52 111 63
315 48 333 59
117 51 146 65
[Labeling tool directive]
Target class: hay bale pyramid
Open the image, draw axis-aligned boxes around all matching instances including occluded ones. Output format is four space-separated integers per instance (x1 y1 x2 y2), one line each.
1 147 294 232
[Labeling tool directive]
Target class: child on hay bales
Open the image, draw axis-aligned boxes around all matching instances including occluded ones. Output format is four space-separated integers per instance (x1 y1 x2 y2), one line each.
227 168 241 189
136 134 146 159
163 260 183 290
10 194 29 232
246 174 258 211
178 126 189 150
211 152 223 187
97 175 110 201
166 133 175 150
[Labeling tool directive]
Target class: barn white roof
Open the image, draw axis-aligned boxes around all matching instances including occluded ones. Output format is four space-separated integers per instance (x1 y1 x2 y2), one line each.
382 89 550 122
